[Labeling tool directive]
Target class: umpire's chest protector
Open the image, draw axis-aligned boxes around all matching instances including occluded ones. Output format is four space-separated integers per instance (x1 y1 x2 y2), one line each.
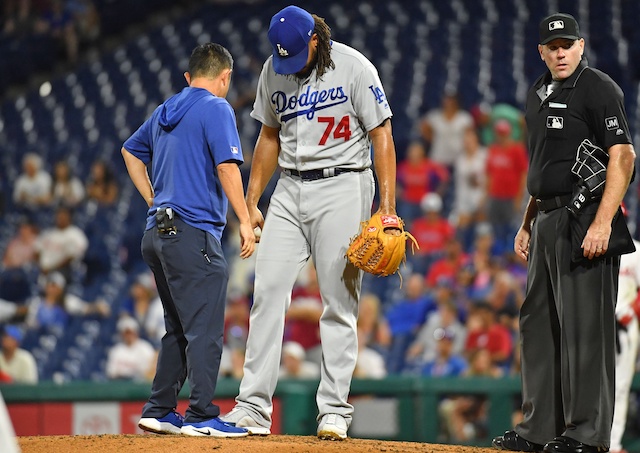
524 59 632 199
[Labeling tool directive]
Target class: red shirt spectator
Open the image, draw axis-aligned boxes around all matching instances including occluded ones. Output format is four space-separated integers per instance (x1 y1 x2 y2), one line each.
284 265 323 352
411 193 455 256
425 239 469 288
398 141 450 204
464 302 513 364
485 122 528 200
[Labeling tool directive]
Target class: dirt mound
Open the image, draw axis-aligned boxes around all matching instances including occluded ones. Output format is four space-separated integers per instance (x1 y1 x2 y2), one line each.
18 434 496 452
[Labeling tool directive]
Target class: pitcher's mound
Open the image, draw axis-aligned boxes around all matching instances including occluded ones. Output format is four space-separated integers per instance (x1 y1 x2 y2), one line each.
18 434 497 453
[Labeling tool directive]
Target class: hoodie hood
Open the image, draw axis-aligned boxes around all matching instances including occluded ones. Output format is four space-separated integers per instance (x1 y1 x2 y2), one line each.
159 87 212 131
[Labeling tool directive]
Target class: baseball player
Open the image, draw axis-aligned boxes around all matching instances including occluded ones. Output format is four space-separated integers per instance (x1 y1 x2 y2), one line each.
0 391 20 453
610 236 640 453
221 5 397 441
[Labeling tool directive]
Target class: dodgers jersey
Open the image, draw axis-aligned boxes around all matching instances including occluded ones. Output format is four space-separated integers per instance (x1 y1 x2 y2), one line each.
251 41 392 171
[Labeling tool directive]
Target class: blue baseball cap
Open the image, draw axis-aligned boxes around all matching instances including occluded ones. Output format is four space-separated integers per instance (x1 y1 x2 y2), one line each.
268 6 314 75
3 325 23 343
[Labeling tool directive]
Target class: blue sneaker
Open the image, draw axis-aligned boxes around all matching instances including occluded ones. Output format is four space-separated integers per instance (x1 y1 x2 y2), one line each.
181 417 249 437
138 411 184 435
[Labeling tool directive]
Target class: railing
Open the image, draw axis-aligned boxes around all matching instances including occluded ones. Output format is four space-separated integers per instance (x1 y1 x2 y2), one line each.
2 375 639 448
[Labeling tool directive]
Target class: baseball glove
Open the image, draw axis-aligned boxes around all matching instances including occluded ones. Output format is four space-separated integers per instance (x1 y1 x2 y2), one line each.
346 213 418 277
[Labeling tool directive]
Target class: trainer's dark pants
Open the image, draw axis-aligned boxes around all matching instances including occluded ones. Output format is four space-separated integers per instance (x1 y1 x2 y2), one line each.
515 207 618 449
140 217 228 422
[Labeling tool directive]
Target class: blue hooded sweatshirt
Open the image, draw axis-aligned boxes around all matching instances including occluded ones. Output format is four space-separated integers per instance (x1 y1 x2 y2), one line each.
124 87 243 241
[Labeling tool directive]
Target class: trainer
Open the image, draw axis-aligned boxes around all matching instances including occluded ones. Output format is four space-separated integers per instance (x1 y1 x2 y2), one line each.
492 13 635 453
122 43 254 437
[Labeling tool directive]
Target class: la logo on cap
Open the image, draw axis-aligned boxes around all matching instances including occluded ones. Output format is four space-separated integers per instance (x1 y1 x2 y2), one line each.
277 44 288 56
549 20 564 30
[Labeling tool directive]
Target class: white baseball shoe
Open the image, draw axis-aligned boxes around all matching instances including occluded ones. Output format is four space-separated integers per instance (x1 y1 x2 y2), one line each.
221 407 271 435
317 413 348 441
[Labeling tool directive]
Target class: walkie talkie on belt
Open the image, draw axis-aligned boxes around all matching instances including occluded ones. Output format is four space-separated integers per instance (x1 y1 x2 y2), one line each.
156 207 177 235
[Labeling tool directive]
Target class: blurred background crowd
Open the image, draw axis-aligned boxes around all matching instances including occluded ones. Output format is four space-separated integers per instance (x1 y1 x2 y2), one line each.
0 0 639 445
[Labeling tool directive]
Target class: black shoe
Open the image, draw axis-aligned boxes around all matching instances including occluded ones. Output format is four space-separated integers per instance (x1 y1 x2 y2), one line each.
492 430 545 452
543 436 607 453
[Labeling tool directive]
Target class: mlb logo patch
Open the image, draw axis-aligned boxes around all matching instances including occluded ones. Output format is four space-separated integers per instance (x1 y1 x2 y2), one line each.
231 146 239 154
546 116 564 129
549 20 564 30
605 116 619 130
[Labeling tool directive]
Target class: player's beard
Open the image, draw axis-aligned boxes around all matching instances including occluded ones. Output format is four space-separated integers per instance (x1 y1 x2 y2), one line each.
294 51 319 80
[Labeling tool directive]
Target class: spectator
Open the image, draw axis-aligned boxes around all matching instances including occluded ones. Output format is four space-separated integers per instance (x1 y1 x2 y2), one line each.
33 205 88 277
485 263 524 314
452 129 487 251
425 238 468 290
354 327 387 379
409 193 455 274
105 316 156 381
85 159 119 209
465 245 495 304
407 299 466 368
12 153 52 211
459 224 509 308
357 293 392 358
464 302 513 369
419 328 467 377
397 141 450 226
279 341 319 379
34 0 78 64
2 0 34 38
440 347 501 444
219 345 245 380
473 102 525 147
223 292 249 351
419 92 474 169
61 272 110 318
385 273 436 374
483 120 528 254
51 160 85 208
220 292 250 380
0 325 37 384
25 272 69 332
66 0 100 44
119 272 164 346
2 217 39 271
285 263 323 364
0 299 29 324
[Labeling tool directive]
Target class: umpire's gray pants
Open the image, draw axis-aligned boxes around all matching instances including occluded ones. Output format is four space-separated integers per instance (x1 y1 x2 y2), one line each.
515 207 618 449
235 170 374 428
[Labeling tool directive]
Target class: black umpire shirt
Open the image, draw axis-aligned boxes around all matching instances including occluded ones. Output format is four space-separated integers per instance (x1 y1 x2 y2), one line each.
525 58 633 199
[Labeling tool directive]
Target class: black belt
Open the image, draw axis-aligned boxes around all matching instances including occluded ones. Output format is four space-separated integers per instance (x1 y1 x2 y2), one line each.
535 194 572 213
283 167 367 181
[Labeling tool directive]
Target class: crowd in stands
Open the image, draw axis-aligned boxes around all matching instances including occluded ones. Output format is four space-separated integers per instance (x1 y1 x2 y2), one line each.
1 0 100 91
0 152 120 381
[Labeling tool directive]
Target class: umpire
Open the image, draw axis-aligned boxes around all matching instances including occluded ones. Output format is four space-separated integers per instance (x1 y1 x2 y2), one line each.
492 13 636 453
121 43 255 437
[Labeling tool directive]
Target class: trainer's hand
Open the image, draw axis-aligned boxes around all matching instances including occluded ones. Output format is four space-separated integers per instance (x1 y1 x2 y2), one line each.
238 222 256 259
514 227 531 261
